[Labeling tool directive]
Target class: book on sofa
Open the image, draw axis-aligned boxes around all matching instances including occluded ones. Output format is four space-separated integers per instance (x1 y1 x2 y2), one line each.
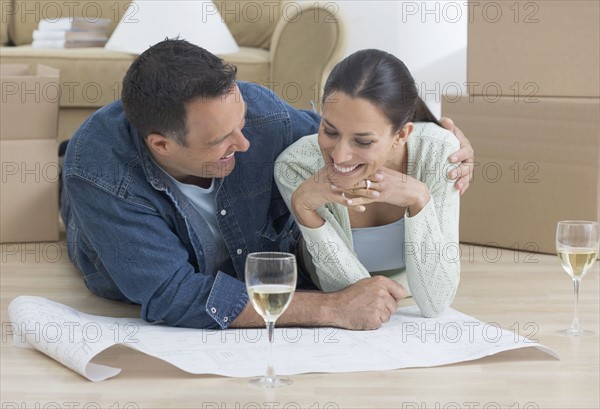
37 17 110 32
32 17 110 48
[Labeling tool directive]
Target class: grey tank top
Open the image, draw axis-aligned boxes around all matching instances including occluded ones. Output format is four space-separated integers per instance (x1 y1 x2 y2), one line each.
351 217 406 273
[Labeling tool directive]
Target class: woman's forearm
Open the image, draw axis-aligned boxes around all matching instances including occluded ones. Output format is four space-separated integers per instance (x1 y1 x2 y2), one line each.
407 181 431 217
291 190 326 228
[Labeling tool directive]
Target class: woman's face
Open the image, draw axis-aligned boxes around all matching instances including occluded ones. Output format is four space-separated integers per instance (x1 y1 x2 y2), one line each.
318 91 406 189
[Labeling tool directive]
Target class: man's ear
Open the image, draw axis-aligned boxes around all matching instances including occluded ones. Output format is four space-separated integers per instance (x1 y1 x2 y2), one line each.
146 133 172 156
394 122 414 148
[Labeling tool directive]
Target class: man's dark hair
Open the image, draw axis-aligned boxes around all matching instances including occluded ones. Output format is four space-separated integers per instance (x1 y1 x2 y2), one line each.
121 38 237 145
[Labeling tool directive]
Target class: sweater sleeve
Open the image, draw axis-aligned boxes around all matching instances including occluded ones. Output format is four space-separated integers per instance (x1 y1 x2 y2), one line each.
404 124 461 317
274 135 370 292
275 127 462 314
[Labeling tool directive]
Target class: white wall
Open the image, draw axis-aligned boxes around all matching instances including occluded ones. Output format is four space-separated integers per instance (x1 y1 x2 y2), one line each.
335 0 468 117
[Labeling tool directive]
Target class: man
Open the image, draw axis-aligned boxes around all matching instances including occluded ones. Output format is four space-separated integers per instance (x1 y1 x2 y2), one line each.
61 39 474 330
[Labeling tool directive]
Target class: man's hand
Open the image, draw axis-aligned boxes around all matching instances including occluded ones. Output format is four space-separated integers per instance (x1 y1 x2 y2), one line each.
320 276 407 330
440 117 474 195
232 276 407 330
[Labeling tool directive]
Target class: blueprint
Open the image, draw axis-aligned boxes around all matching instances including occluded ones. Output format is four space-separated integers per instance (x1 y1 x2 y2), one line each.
7 296 559 381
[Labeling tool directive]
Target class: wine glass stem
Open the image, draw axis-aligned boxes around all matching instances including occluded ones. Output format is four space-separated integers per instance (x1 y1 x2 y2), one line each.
570 278 581 332
265 320 275 381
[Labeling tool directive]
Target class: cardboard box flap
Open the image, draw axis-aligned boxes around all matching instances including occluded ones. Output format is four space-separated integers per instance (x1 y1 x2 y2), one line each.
1 64 30 76
36 64 61 79
1 64 60 79
0 64 60 141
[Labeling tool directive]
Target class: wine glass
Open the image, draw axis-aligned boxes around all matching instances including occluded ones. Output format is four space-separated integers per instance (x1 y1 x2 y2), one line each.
245 252 297 387
555 220 599 336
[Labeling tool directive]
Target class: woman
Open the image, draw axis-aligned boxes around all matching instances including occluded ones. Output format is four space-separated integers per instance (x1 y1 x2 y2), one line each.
275 49 460 318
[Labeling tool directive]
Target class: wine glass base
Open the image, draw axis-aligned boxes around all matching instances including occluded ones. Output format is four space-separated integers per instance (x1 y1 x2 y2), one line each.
557 328 595 337
248 376 293 388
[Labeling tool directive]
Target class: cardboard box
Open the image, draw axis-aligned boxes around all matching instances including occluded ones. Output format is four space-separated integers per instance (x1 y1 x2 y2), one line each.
1 63 60 243
467 1 600 98
1 64 60 140
442 96 600 254
1 139 59 243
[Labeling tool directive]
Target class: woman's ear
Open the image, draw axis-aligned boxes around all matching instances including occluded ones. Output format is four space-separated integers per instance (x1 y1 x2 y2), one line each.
394 122 414 148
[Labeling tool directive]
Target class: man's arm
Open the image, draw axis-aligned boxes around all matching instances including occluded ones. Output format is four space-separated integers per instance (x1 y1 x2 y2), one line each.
279 95 321 143
239 81 320 145
63 176 246 329
441 117 475 195
231 276 407 330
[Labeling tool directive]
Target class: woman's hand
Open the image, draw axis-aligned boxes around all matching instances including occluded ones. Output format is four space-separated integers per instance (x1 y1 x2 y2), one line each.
440 117 474 195
333 167 431 216
291 167 353 228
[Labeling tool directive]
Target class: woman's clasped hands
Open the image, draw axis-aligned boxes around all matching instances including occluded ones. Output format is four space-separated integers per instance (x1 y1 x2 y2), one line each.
331 167 430 216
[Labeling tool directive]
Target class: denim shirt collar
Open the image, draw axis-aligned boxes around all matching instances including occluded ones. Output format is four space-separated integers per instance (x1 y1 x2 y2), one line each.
131 126 167 192
132 127 221 277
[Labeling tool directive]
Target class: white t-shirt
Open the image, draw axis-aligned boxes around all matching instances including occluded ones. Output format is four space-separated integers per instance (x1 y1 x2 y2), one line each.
157 165 230 270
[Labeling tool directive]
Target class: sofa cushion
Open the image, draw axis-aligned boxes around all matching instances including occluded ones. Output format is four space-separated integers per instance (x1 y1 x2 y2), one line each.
0 45 269 108
225 47 270 85
8 1 130 46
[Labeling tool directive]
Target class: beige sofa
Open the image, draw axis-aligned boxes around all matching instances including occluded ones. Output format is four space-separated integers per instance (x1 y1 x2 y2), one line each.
0 1 346 140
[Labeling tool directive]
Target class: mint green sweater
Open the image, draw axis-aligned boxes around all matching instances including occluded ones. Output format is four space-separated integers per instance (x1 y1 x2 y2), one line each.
275 123 461 317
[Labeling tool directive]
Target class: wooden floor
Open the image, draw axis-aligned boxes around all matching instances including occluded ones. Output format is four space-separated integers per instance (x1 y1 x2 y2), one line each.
1 241 598 408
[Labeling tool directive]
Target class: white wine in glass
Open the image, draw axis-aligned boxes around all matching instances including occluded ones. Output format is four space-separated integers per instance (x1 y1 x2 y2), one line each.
555 221 599 336
245 252 297 387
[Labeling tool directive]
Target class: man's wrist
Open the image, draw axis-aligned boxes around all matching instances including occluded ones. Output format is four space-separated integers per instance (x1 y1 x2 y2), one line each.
313 291 337 326
231 293 333 328
278 291 336 327
229 302 264 328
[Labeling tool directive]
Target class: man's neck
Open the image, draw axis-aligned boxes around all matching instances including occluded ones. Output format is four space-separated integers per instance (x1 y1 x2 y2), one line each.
146 146 213 189
177 175 213 189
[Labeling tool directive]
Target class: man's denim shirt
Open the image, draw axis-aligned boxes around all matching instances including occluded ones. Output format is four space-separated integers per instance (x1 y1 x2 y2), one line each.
61 82 320 329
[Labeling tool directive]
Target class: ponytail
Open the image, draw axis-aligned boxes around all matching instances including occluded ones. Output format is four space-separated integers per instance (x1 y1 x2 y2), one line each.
412 96 441 127
323 50 443 131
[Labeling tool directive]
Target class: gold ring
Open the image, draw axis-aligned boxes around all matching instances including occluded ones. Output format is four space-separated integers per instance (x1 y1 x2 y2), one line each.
365 179 372 191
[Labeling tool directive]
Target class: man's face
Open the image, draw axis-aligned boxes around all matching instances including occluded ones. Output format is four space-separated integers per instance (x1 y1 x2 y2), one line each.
153 85 250 184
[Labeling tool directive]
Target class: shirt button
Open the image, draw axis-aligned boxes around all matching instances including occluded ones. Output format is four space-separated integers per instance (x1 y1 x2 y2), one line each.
223 317 228 322
210 307 217 314
236 249 243 255
220 209 227 216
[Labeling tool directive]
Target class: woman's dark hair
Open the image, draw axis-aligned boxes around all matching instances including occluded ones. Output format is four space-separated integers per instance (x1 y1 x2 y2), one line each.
121 38 237 145
322 49 440 132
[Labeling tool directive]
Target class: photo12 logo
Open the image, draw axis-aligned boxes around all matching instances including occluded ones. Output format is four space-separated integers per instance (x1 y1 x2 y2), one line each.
1 320 140 345
1 1 127 25
201 403 339 409
401 402 539 409
1 403 139 409
399 1 540 24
